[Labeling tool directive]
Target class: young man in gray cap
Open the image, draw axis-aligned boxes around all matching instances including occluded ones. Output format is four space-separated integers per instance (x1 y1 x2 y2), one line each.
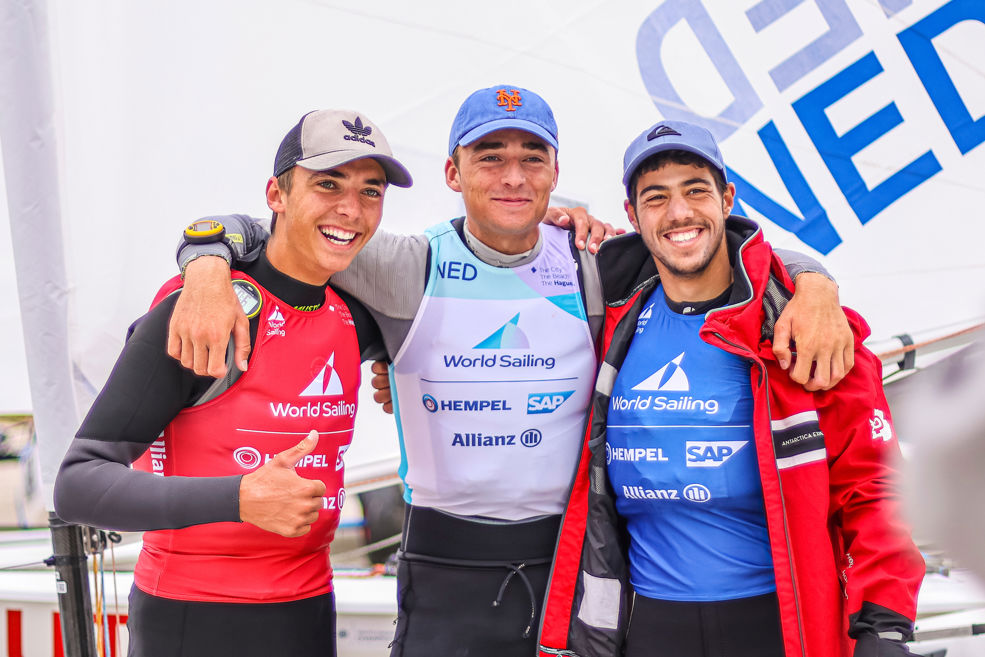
54 109 411 657
166 87 852 657
538 120 923 657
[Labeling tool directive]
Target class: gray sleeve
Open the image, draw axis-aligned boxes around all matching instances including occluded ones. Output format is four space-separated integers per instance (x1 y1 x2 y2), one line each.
774 248 833 282
176 214 271 274
579 249 604 342
54 439 241 531
329 228 430 357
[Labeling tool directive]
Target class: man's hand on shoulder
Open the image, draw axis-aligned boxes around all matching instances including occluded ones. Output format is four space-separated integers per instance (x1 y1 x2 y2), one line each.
239 431 327 538
544 206 625 254
167 256 249 377
773 272 854 391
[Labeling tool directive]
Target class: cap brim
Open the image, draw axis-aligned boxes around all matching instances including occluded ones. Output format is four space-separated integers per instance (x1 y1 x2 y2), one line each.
457 119 558 152
295 151 413 187
622 142 726 190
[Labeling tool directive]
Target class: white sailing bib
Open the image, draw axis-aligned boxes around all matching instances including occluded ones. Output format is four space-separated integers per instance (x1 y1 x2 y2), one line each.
390 222 597 520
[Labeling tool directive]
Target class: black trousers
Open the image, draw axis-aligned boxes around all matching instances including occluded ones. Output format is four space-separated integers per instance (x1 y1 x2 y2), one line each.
126 586 337 657
624 591 785 657
388 506 561 657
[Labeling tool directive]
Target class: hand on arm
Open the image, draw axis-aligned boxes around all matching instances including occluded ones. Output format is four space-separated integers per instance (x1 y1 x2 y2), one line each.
239 431 328 537
773 272 854 391
370 360 393 414
544 206 625 254
167 256 250 377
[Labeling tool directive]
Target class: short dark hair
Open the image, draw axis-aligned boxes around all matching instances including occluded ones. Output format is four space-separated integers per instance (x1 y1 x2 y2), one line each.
276 167 295 195
270 168 296 233
628 149 726 208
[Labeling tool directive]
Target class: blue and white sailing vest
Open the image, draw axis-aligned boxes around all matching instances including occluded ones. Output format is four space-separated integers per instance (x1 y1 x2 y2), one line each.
606 286 774 601
390 222 596 520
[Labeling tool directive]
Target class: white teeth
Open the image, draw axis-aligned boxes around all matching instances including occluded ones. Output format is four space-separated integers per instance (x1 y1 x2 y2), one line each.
668 229 699 243
320 227 356 244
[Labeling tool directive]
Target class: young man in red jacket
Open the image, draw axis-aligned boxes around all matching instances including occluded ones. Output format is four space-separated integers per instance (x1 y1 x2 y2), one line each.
537 121 923 657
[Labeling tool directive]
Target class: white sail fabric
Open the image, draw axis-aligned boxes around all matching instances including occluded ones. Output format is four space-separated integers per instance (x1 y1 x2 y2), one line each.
2 0 984 502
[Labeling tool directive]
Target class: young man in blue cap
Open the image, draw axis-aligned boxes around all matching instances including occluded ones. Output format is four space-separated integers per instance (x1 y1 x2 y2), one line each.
167 88 852 657
538 121 923 657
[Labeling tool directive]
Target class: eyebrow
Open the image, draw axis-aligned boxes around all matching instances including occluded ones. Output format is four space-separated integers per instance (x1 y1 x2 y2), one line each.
471 140 549 154
638 177 713 197
311 170 386 187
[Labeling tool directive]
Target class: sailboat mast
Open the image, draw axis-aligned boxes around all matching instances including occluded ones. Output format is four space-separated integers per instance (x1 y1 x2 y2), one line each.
0 1 96 655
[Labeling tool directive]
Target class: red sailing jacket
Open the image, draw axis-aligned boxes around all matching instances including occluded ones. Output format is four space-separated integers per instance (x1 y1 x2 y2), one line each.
132 272 360 603
538 218 923 657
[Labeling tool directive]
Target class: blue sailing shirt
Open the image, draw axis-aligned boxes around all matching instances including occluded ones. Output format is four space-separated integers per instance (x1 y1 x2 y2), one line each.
606 285 775 601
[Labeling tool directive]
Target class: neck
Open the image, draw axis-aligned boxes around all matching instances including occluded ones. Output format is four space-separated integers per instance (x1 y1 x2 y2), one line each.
266 233 334 286
463 218 540 255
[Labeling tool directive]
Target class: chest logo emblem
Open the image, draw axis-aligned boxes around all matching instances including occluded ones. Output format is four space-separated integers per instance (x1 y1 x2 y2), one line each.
632 352 689 391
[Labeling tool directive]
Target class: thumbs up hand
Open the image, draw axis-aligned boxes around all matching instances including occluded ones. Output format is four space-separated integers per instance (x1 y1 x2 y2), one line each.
239 431 327 537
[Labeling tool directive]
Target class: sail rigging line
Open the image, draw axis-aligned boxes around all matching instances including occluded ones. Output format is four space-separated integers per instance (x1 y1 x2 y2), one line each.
109 537 122 657
874 322 985 363
92 549 104 657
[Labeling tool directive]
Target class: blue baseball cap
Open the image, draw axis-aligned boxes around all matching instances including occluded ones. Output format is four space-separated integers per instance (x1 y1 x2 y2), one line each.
622 120 726 197
448 85 559 155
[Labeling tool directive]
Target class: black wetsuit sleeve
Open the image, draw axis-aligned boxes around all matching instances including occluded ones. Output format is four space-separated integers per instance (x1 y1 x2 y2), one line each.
53 295 243 531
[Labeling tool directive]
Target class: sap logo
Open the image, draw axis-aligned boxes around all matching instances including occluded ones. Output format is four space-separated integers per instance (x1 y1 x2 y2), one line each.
686 441 748 468
527 391 574 414
436 261 478 281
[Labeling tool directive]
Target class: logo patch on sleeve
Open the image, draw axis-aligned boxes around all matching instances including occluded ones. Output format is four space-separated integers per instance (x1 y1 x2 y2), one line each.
771 411 826 470
870 409 893 442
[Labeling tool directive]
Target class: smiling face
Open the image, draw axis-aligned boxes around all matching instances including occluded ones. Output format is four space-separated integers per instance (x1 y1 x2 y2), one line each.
265 159 386 285
626 159 736 302
445 128 558 254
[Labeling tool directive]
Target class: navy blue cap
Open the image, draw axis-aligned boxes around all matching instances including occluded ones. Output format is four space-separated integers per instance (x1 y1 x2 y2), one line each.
622 120 726 196
448 85 558 155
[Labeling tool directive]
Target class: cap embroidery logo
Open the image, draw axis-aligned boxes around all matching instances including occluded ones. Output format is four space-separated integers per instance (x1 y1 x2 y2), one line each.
342 117 376 147
496 89 522 112
647 125 682 141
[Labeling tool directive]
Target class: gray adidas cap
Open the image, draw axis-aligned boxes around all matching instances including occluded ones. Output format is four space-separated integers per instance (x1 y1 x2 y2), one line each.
273 109 413 187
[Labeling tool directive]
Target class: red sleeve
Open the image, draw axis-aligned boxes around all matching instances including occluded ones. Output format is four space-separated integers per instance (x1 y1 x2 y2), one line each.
817 313 923 622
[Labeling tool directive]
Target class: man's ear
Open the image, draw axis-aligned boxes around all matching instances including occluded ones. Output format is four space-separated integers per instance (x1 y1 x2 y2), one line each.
266 176 286 214
624 199 641 233
722 182 736 218
445 157 462 192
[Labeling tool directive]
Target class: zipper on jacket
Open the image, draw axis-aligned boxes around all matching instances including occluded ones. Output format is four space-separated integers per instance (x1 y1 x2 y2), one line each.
538 647 583 657
711 331 808 657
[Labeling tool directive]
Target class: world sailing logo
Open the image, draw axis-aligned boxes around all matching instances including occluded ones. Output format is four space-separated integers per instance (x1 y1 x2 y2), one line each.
300 353 344 397
266 306 286 337
474 313 530 349
632 352 689 391
268 353 354 418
